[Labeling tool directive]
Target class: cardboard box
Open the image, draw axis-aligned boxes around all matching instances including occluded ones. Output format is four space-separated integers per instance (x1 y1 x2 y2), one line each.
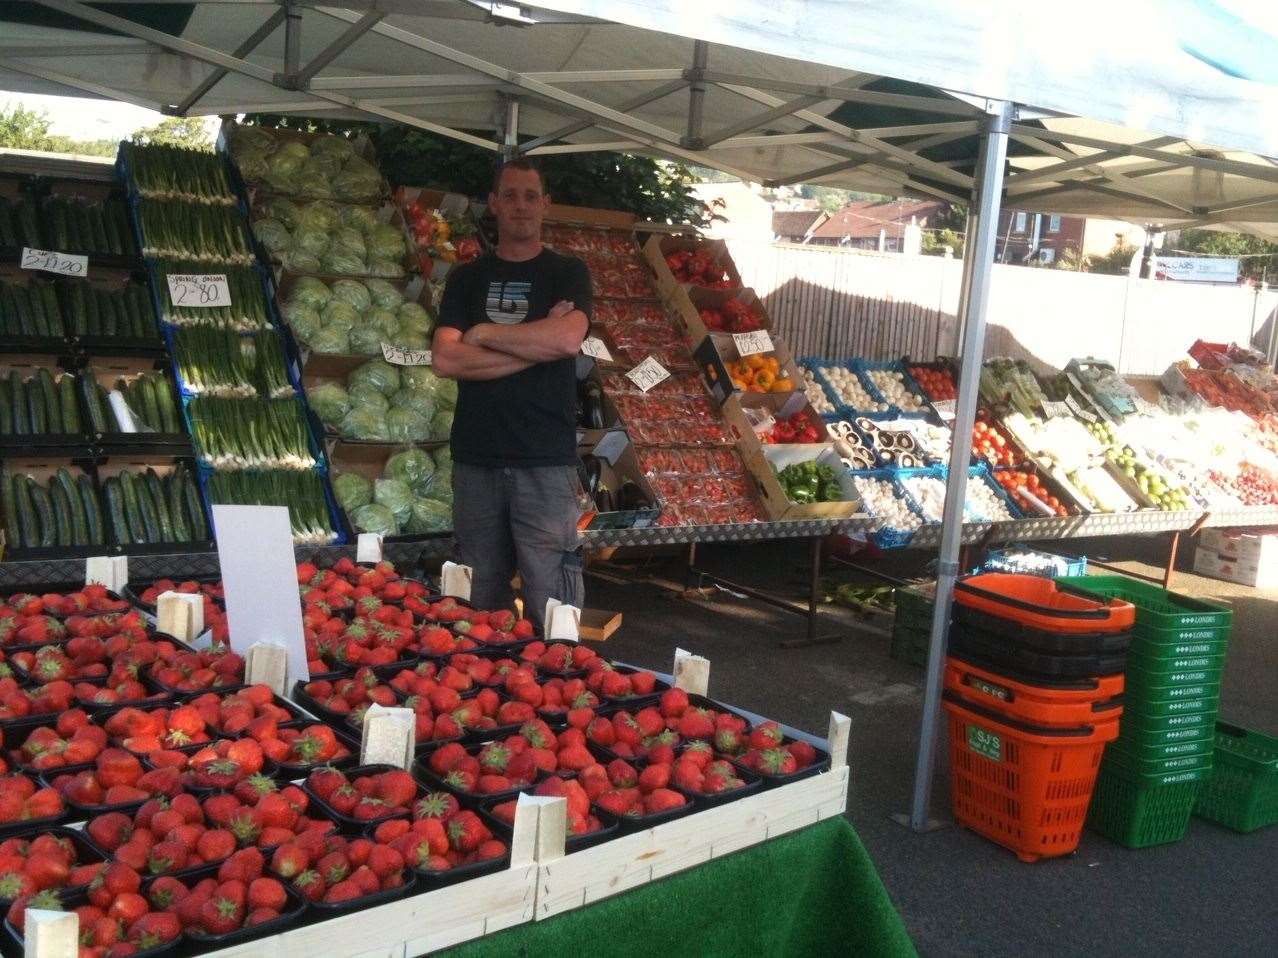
693 331 801 406
722 393 829 454
1193 545 1278 588
578 431 659 530
1199 527 1278 565
641 233 742 293
396 187 486 281
741 441 863 521
544 203 636 230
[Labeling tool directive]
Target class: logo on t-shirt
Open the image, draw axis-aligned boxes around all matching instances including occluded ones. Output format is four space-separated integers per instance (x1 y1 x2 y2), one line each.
485 280 531 325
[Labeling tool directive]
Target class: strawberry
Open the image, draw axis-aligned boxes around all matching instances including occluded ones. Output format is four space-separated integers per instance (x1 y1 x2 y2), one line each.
747 721 784 750
643 788 686 813
375 770 417 809
292 868 325 902
413 791 459 821
199 894 243 935
270 843 310 879
445 811 488 853
787 741 818 769
248 876 287 911
128 910 181 949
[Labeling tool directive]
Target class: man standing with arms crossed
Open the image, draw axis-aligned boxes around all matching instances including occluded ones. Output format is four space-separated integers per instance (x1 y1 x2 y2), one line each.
431 159 591 629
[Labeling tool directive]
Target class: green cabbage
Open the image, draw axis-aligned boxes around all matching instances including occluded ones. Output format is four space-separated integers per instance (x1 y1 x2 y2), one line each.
365 279 403 309
387 406 431 442
292 226 329 257
347 324 384 355
307 382 350 424
333 472 372 511
289 276 331 308
392 331 429 350
406 498 451 534
433 447 452 470
311 135 356 160
266 196 300 228
282 248 320 273
350 360 400 396
386 448 435 494
297 200 340 233
235 152 270 182
367 224 407 260
308 325 350 354
340 205 378 232
430 409 453 438
231 125 276 154
435 378 458 410
367 259 404 278
366 308 400 336
301 175 334 200
276 140 310 164
322 299 360 330
374 478 414 524
391 389 435 421
323 249 366 275
333 166 381 202
350 502 398 536
340 406 389 440
268 146 306 178
400 366 444 395
253 218 290 253
286 305 321 344
330 280 371 312
348 384 390 413
301 153 343 180
397 302 432 333
332 227 366 258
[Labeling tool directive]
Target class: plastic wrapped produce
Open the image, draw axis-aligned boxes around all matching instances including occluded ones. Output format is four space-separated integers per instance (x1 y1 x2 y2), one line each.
333 472 372 511
386 448 435 495
387 406 432 441
308 382 351 424
350 502 397 536
374 477 414 525
349 359 400 397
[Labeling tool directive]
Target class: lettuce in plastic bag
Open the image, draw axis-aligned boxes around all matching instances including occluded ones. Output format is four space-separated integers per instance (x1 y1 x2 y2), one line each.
333 227 366 258
308 324 350 354
406 498 451 534
435 377 458 410
330 280 371 312
268 144 307 178
253 218 291 253
322 299 360 330
347 324 384 356
323 248 366 275
386 448 435 495
350 502 398 536
333 167 381 202
340 405 390 440
386 406 430 442
292 226 329 257
333 472 372 511
283 247 321 273
391 331 429 350
367 308 400 336
235 151 270 183
374 478 414 525
286 305 321 344
367 260 404 279
398 302 432 333
367 224 407 260
231 125 276 154
307 382 350 424
365 279 403 309
298 201 341 233
348 383 389 412
301 153 343 180
433 446 452 470
312 135 356 160
266 196 300 228
400 366 443 394
350 359 400 396
430 409 453 438
289 276 331 308
391 389 435 421
340 204 378 232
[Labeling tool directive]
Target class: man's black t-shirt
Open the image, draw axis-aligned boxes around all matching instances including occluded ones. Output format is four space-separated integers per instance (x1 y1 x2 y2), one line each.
437 247 592 467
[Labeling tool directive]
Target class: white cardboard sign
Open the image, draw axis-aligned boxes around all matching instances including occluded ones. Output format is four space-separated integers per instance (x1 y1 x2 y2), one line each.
382 343 432 366
732 329 774 356
356 533 383 564
85 555 128 593
21 247 87 278
166 273 231 308
626 355 670 393
580 336 613 362
360 704 416 769
543 599 581 641
673 647 710 696
157 591 203 643
213 504 309 682
245 641 288 696
933 399 957 421
440 561 472 601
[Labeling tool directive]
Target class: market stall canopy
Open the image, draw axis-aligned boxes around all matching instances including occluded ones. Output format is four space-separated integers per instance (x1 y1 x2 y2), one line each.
4 1 1278 235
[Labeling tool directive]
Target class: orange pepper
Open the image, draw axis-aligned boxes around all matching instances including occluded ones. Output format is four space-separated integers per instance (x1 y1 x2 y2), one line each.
746 354 767 371
752 369 776 391
762 356 780 375
731 377 750 391
769 375 792 393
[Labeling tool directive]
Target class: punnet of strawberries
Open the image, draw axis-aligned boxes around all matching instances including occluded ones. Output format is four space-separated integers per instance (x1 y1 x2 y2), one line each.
0 830 105 903
663 247 738 288
373 794 507 875
270 829 410 906
306 765 421 824
0 771 64 824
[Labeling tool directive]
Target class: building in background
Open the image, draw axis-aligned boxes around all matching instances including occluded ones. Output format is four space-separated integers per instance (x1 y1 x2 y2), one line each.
689 181 775 243
996 209 1147 264
772 209 827 243
805 199 947 251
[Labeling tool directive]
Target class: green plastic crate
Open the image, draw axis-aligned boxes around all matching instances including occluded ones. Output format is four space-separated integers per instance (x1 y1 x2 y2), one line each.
1130 626 1230 661
1125 662 1223 698
1132 690 1221 719
1193 722 1278 833
1088 763 1199 848
1127 647 1227 677
1104 741 1214 778
1057 576 1231 637
890 624 929 667
1112 729 1216 762
1117 721 1220 748
1122 708 1219 735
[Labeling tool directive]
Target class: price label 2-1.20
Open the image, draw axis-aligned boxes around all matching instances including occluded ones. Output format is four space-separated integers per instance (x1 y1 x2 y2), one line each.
382 343 432 366
167 273 231 308
625 355 671 393
21 247 87 278
732 329 773 357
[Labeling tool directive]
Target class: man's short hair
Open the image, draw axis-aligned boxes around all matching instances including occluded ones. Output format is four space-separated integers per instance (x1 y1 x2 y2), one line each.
491 158 546 195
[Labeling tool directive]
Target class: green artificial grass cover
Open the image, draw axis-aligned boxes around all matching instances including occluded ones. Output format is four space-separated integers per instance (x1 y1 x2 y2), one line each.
439 816 916 958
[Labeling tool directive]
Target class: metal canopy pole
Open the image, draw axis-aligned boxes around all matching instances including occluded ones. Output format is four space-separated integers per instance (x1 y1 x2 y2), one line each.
903 100 1013 833
501 95 519 159
683 40 708 150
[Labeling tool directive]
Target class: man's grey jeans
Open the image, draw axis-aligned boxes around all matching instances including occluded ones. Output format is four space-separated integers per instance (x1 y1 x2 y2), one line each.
451 462 584 629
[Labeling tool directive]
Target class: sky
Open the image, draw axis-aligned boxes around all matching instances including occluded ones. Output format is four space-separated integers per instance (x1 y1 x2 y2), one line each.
0 90 219 141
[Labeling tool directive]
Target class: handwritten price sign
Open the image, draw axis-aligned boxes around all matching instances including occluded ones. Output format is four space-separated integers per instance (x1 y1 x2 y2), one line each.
732 329 773 356
625 355 671 393
166 274 231 308
382 343 432 366
580 336 613 362
933 399 957 421
21 247 87 278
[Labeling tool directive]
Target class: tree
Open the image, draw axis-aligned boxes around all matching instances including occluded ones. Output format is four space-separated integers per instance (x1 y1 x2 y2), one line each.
130 116 212 149
1089 240 1139 276
921 227 963 258
0 102 115 156
1173 228 1278 282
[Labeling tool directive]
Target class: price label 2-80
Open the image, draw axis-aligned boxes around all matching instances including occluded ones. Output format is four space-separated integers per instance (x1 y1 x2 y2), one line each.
167 274 231 308
626 355 671 393
21 247 87 278
382 343 432 366
732 329 773 356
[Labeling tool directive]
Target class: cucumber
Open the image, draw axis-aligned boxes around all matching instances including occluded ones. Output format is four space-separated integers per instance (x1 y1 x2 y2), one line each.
118 470 147 544
29 480 56 547
103 477 127 545
26 379 47 435
59 373 80 433
0 379 10 435
56 468 87 544
167 470 190 542
9 373 28 435
11 286 34 336
66 281 86 336
85 287 102 336
79 474 103 545
15 475 39 548
0 473 18 548
183 470 208 540
27 282 48 337
37 369 60 433
133 473 162 543
154 375 179 434
49 480 73 547
145 468 173 541
80 374 108 435
140 376 163 432
38 282 63 335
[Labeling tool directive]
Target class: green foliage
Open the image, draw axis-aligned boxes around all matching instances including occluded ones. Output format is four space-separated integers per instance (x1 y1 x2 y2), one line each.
921 228 963 258
243 114 710 226
1175 228 1278 281
1089 240 1139 275
0 102 116 157
797 184 888 214
130 116 212 149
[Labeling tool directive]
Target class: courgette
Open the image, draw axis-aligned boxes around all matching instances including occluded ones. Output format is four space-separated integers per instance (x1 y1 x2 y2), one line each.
118 469 147 543
49 480 72 547
0 379 10 435
56 468 87 544
9 373 27 435
38 283 63 336
29 480 55 547
0 473 18 548
80 375 108 435
133 473 162 543
85 287 102 336
154 375 179 433
14 474 38 548
140 376 163 432
79 474 103 545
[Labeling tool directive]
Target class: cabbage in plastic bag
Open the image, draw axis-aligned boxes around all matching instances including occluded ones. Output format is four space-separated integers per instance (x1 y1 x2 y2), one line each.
435 378 458 410
374 478 414 525
281 298 319 327
308 325 350 354
307 382 350 425
322 299 360 330
333 471 372 511
406 498 451 534
289 276 331 309
311 135 356 160
231 125 276 155
332 227 366 257
340 405 390 440
350 502 398 536
298 200 341 233
292 226 329 257
301 153 343 180
330 280 371 312
348 383 390 413
235 152 270 183
387 406 431 442
283 247 321 273
433 446 452 470
323 248 366 275
365 279 403 309
253 218 291 253
286 305 321 345
266 196 300 228
349 359 400 396
397 302 432 334
391 331 429 350
347 324 384 356
276 140 311 164
366 259 404 279
385 448 435 495
367 224 407 260
429 409 453 438
391 389 435 422
268 145 307 178
339 204 378 232
333 167 381 202
366 308 400 336
400 366 443 395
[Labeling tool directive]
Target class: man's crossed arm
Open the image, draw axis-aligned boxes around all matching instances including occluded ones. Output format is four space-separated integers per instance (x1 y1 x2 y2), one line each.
431 301 587 381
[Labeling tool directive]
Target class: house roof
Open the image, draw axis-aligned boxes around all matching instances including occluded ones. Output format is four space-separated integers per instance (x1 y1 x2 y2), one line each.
810 199 946 240
772 209 826 238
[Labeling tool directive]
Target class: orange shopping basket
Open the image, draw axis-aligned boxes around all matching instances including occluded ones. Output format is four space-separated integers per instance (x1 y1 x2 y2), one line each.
944 654 1124 728
954 574 1135 635
944 692 1119 862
